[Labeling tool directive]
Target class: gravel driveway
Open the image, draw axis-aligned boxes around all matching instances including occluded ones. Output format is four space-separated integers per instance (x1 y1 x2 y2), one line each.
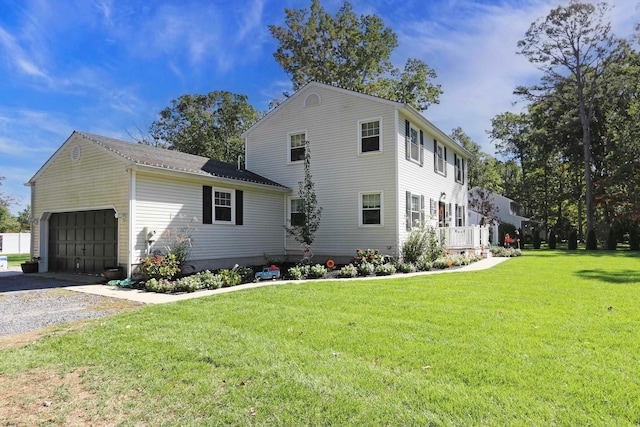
0 269 142 337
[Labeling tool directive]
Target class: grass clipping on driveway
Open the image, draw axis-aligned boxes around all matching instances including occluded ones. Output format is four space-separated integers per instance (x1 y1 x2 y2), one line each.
1 251 639 425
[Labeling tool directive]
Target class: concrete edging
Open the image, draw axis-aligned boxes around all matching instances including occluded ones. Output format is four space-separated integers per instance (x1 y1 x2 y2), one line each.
63 256 511 304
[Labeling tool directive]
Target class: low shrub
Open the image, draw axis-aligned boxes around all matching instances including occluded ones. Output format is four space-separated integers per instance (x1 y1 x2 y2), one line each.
288 265 309 280
433 257 450 269
173 275 201 293
308 264 328 279
358 261 375 276
401 225 430 264
416 254 432 271
145 278 175 293
337 264 358 278
139 253 180 280
354 249 383 266
375 263 396 276
218 269 241 287
234 266 256 284
396 262 415 274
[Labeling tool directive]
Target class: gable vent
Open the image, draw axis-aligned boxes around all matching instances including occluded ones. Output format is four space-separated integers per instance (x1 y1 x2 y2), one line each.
304 93 321 107
71 145 82 161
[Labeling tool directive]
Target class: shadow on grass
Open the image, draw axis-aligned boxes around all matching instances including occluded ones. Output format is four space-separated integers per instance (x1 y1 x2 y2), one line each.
576 269 640 284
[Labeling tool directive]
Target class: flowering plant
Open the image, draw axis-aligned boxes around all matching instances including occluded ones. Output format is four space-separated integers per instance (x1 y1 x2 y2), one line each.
354 248 383 266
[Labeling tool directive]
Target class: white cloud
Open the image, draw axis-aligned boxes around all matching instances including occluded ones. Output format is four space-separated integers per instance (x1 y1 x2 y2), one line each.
389 0 640 155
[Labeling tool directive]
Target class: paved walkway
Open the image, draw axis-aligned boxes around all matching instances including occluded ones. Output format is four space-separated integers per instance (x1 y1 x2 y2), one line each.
55 256 510 304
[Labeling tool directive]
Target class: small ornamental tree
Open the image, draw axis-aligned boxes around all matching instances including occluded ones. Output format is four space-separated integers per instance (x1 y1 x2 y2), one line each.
286 140 322 247
586 228 598 250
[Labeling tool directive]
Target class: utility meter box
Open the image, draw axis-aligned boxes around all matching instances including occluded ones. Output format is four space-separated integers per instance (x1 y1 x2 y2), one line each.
144 227 158 242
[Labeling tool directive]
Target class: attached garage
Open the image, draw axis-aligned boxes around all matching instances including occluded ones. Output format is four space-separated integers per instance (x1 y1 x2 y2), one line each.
48 209 118 274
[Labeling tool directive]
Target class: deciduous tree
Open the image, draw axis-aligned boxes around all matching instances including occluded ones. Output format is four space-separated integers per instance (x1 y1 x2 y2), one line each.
269 0 441 111
147 91 258 162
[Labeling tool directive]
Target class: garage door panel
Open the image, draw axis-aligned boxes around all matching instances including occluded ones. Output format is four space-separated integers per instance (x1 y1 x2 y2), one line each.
48 209 118 274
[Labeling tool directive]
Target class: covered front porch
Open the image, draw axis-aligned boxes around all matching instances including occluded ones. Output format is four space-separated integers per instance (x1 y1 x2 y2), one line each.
440 225 490 254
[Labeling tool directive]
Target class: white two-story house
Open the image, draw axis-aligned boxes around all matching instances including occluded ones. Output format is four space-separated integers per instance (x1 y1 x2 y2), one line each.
27 82 481 276
244 82 474 261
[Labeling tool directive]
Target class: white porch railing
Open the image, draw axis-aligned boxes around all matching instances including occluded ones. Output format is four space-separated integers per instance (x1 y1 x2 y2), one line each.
439 226 489 250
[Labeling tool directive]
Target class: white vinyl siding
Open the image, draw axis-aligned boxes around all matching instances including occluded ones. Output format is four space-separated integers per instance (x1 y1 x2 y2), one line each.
246 84 398 256
30 136 130 268
135 173 285 264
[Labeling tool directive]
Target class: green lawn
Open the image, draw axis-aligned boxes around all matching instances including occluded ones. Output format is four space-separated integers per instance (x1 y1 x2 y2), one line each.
4 253 30 266
1 251 639 425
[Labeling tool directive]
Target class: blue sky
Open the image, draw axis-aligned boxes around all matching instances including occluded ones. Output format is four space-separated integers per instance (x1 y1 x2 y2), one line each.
0 0 638 215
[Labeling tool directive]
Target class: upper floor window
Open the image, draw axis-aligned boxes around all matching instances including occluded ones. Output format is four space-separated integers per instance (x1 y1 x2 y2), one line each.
404 120 424 165
289 132 306 163
434 140 446 175
360 192 383 226
410 126 420 161
454 153 465 184
360 119 381 153
290 198 304 226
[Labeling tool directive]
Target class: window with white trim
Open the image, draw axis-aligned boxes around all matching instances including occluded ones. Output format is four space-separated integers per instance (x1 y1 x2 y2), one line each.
454 154 464 184
456 204 465 227
410 194 421 225
435 140 446 175
290 198 304 226
360 192 382 226
215 190 232 222
289 132 306 163
410 126 420 161
360 119 381 153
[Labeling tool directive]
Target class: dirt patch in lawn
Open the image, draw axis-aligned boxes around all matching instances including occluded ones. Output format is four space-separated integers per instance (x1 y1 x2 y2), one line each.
0 366 141 426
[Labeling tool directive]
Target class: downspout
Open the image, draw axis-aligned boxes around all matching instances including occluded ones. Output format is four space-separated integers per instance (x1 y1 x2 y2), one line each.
127 168 136 278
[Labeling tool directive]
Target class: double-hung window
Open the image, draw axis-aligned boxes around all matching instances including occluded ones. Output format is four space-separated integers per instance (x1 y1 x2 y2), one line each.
203 186 243 225
360 119 381 153
455 204 465 227
290 198 304 226
434 140 446 175
215 190 232 222
454 154 465 184
410 126 419 161
361 192 382 226
289 132 306 163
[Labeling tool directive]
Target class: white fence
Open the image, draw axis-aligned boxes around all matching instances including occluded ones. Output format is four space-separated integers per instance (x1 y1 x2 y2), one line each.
0 233 31 254
439 226 489 251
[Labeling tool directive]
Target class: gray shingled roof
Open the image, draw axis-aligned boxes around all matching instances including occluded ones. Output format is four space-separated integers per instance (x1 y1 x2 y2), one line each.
76 131 289 189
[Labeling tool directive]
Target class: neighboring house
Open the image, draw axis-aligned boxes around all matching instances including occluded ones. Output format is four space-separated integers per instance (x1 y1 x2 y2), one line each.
28 82 479 277
467 186 530 244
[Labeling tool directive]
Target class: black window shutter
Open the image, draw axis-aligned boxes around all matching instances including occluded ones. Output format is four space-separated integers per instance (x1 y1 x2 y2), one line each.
444 147 448 176
462 158 465 184
235 190 243 225
406 191 412 231
454 153 458 181
419 130 424 166
405 120 410 160
203 186 212 224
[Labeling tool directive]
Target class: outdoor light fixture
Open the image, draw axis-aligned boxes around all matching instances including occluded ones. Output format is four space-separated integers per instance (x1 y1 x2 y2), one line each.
440 191 446 200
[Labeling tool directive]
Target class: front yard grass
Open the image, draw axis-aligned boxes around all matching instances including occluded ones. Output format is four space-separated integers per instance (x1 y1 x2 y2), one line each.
1 251 639 425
